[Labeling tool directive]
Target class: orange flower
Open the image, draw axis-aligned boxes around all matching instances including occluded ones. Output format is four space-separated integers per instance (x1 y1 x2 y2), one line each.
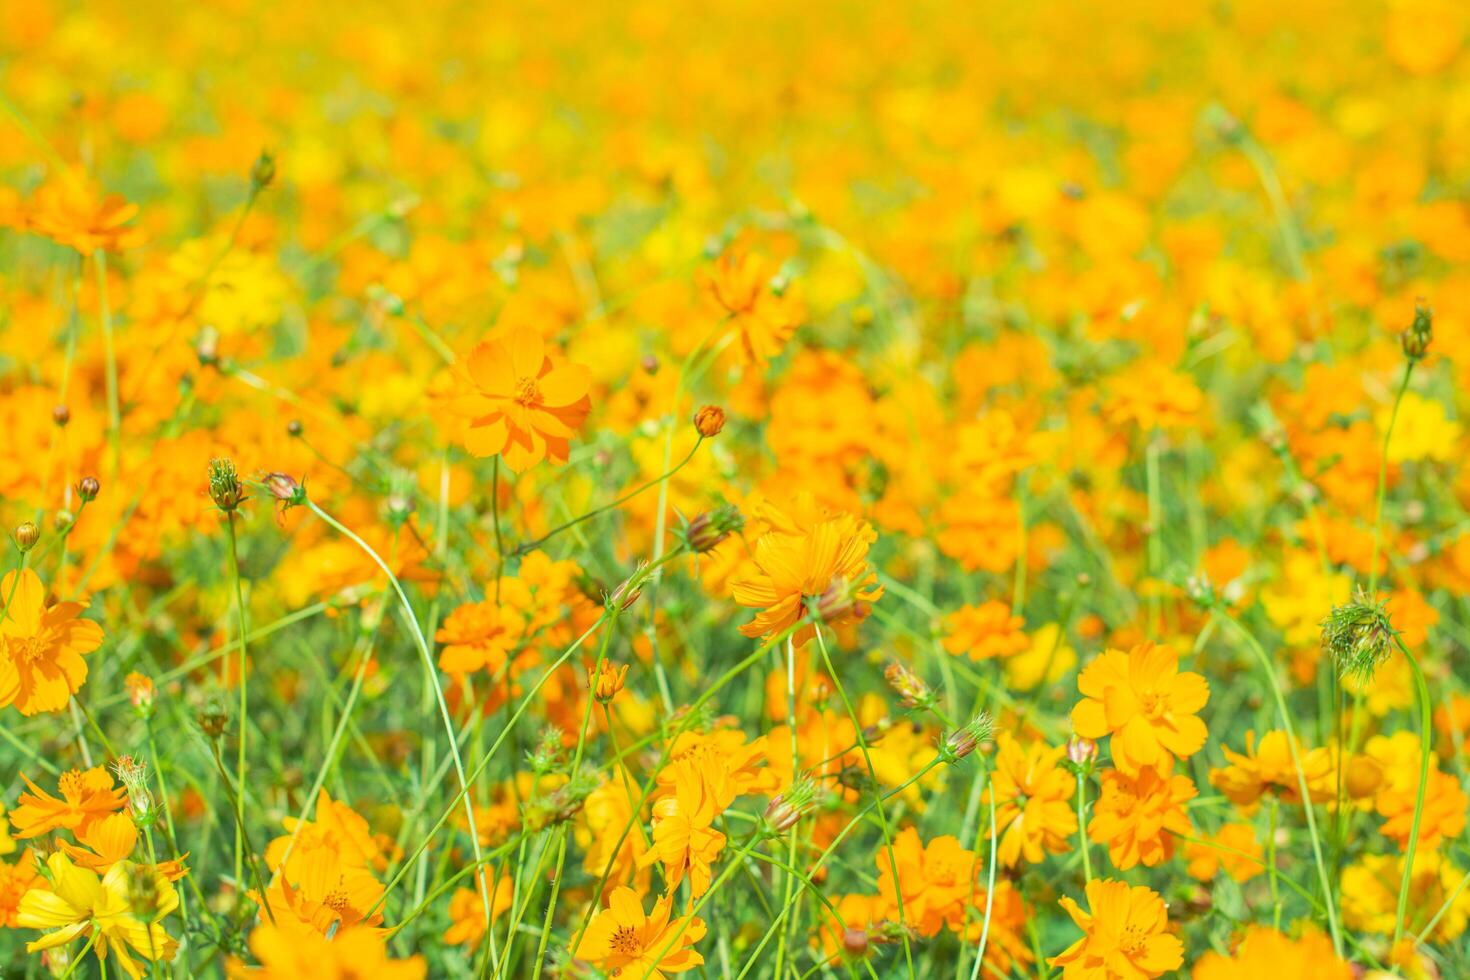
1184 822 1264 882
1209 730 1337 807
265 790 398 876
812 893 885 964
701 248 801 365
57 812 187 880
579 772 651 898
441 870 514 949
1367 735 1468 851
985 734 1077 867
639 762 731 897
229 923 426 979
573 885 706 979
732 504 881 643
449 328 591 471
1087 766 1196 870
434 600 526 678
11 767 126 839
1191 925 1351 979
0 568 105 716
1070 642 1209 776
1048 879 1184 979
876 827 975 937
942 601 1029 661
250 846 384 938
0 849 41 927
23 171 144 253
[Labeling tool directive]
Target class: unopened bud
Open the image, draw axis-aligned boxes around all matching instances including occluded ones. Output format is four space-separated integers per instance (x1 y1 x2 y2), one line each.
52 405 70 427
683 505 744 554
250 150 276 191
693 405 726 438
76 477 100 502
842 928 869 957
607 561 648 612
763 777 816 834
261 472 307 512
13 522 39 552
941 714 995 764
1402 299 1433 361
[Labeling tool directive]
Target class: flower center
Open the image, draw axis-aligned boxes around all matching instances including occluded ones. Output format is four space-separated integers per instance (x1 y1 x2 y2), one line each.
11 635 49 664
514 376 541 406
610 925 642 956
58 770 86 798
1138 691 1165 718
1120 924 1149 956
323 889 352 913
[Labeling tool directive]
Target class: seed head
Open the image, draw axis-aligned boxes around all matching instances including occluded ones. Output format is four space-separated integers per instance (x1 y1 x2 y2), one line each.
1321 588 1398 682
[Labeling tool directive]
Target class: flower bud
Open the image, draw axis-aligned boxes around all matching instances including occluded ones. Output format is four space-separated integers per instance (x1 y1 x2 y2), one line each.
76 476 100 502
1402 299 1433 361
693 405 726 438
1067 736 1097 768
207 458 245 512
883 661 932 710
250 150 276 191
262 472 308 512
13 522 39 552
842 928 869 957
125 672 156 717
683 504 744 554
589 660 629 703
941 713 995 764
607 561 648 612
763 777 816 834
286 419 303 438
52 405 70 427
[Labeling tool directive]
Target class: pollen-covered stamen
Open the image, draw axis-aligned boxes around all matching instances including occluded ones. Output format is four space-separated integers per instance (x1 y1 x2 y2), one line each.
609 924 642 956
514 376 541 406
11 635 50 664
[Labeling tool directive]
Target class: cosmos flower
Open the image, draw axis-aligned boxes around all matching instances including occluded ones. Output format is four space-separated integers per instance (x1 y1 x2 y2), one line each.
985 734 1077 867
449 328 592 471
17 853 178 979
573 886 706 979
0 568 105 716
1048 878 1183 979
1070 643 1209 777
229 924 426 979
10 767 126 839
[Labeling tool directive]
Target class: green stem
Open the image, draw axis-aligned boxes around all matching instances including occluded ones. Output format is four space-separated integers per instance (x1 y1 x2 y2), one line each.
1369 360 1414 597
1392 639 1434 948
93 250 121 475
1215 609 1342 954
223 512 250 894
1076 771 1092 883
304 499 493 930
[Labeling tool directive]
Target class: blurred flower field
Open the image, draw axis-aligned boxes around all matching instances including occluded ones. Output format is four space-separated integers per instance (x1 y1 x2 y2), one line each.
3 0 1470 977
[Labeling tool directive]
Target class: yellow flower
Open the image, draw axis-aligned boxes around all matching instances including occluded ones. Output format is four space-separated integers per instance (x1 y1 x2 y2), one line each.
573 885 706 979
943 601 1029 661
1380 391 1460 462
1342 852 1470 942
1004 623 1077 692
17 853 178 979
